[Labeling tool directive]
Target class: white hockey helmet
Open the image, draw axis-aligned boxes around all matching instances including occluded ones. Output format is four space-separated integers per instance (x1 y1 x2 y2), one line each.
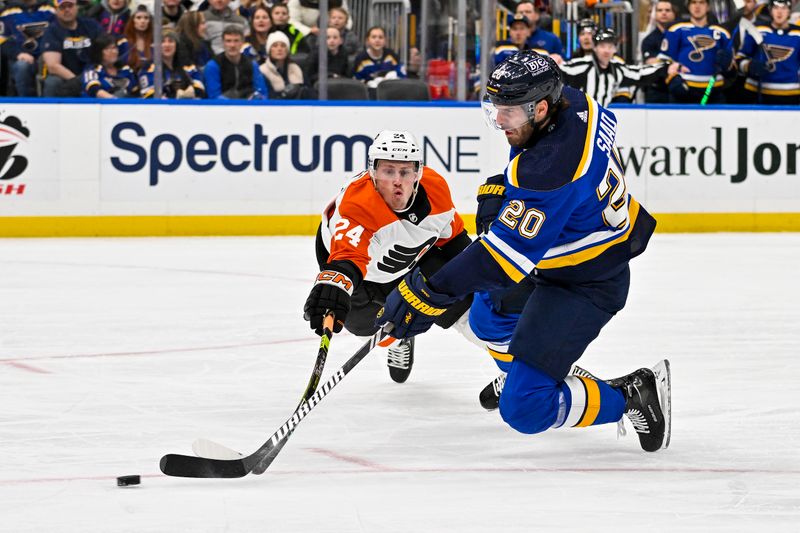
367 130 424 182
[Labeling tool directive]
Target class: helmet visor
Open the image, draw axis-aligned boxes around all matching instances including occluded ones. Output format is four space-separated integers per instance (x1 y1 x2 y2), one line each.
482 97 533 131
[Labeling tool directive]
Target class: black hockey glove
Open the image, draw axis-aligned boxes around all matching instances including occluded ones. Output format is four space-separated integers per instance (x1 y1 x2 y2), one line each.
714 47 733 73
303 261 360 335
747 57 768 79
475 174 506 235
375 268 458 338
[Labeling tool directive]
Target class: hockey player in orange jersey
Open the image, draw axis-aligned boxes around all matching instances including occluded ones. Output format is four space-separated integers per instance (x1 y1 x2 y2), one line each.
303 130 473 383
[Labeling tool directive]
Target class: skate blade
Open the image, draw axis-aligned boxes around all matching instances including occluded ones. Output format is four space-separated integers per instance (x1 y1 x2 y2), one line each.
652 359 672 450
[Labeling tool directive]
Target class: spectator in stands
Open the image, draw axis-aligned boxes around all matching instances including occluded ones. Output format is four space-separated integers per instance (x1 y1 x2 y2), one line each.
659 0 736 103
260 30 312 98
139 29 205 98
515 0 563 63
242 4 271 64
286 0 353 43
270 2 308 54
353 25 405 88
204 0 248 55
736 0 800 104
0 0 55 96
560 27 667 106
41 0 102 96
176 10 212 69
307 26 349 85
119 4 152 71
641 0 676 102
571 18 596 59
161 0 186 28
86 0 130 37
328 5 359 58
81 32 138 97
204 25 268 98
494 14 532 66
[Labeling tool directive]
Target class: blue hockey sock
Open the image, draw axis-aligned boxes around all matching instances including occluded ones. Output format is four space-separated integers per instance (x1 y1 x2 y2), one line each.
553 375 625 428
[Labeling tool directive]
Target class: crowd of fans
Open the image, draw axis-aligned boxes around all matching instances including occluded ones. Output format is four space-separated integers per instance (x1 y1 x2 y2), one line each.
497 0 800 105
0 0 797 103
0 0 412 99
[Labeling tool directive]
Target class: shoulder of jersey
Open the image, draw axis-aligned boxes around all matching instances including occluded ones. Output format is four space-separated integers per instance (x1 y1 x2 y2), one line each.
611 55 626 64
337 172 392 229
510 88 593 192
789 25 800 36
419 166 455 214
709 25 731 38
666 22 694 32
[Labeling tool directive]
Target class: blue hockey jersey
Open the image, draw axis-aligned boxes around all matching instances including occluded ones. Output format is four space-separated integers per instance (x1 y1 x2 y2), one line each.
737 25 800 96
430 86 655 298
0 0 54 58
658 21 732 89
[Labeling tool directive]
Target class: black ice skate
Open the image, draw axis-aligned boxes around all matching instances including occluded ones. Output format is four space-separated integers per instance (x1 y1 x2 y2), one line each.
479 372 506 411
574 361 671 452
387 337 414 383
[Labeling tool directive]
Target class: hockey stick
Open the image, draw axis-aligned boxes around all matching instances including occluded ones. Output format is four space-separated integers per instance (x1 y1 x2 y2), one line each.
192 312 337 468
736 17 768 104
159 323 392 478
248 312 336 474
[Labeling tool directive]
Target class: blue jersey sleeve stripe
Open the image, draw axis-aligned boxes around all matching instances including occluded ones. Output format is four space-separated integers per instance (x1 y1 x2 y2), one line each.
479 239 527 283
537 198 641 269
571 94 596 182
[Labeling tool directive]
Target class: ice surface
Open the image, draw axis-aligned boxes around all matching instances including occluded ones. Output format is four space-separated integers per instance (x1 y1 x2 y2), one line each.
1 234 798 532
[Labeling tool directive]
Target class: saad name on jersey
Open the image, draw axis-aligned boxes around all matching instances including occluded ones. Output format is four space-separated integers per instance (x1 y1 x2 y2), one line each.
595 111 618 157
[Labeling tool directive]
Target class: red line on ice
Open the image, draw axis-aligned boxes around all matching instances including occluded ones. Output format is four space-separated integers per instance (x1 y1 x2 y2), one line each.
0 336 323 364
3 361 51 374
1 466 798 486
307 448 396 471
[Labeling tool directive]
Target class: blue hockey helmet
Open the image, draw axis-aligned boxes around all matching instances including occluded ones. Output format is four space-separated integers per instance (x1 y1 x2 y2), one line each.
482 50 563 131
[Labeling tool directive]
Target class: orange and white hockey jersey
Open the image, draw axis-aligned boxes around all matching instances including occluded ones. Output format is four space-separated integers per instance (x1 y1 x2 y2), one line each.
320 166 466 285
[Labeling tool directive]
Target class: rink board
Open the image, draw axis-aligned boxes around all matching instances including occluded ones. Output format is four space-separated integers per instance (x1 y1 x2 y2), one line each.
0 100 797 236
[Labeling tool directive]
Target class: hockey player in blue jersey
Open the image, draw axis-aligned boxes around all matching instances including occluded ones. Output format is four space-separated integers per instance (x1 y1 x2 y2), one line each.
735 0 800 104
659 0 736 103
376 50 671 452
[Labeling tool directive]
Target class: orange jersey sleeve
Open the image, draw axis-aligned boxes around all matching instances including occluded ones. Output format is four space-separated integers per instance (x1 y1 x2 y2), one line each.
418 166 466 247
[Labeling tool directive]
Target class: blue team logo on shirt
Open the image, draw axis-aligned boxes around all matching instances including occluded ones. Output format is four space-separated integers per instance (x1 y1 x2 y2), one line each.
762 44 795 72
687 34 717 62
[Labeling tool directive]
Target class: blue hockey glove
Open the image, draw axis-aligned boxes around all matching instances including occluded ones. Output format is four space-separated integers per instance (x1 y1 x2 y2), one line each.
667 75 690 98
375 268 457 338
747 58 768 79
475 174 506 235
714 47 733 72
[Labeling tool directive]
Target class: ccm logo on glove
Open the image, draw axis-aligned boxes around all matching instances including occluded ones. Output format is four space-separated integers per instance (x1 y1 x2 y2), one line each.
315 270 354 295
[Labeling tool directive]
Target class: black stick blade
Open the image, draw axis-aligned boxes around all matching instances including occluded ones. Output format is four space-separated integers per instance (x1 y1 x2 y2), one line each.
159 453 249 478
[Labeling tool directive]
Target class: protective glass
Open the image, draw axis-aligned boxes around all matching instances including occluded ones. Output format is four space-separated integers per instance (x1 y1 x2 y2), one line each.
481 97 533 131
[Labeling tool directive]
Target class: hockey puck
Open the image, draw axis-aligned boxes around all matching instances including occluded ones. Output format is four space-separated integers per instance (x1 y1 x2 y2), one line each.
116 475 141 487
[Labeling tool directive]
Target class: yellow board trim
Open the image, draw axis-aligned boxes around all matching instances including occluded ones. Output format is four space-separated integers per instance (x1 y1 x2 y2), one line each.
0 213 799 237
488 348 514 363
575 376 601 427
0 215 321 237
480 239 526 283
